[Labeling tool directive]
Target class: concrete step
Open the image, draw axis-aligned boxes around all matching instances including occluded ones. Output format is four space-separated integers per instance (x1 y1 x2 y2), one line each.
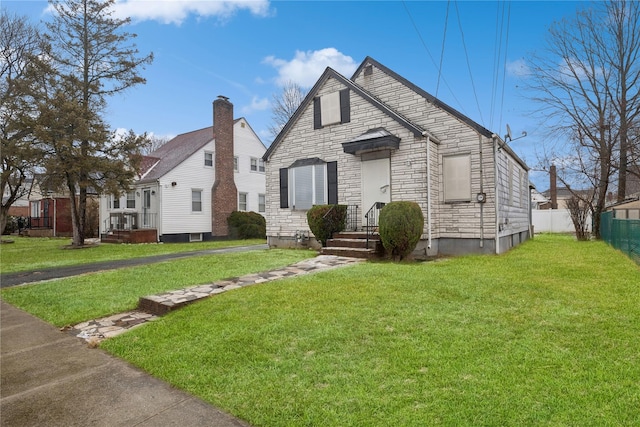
320 246 381 259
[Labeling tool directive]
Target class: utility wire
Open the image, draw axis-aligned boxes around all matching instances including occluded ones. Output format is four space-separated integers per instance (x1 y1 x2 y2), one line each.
454 0 485 126
436 0 451 97
401 0 469 116
498 2 512 135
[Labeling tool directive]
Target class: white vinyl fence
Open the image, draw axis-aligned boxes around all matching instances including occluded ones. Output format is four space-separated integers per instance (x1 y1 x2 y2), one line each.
532 209 591 233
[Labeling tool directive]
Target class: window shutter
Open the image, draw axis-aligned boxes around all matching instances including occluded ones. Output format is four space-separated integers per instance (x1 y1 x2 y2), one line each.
327 161 338 204
279 168 289 208
313 97 322 129
339 89 350 124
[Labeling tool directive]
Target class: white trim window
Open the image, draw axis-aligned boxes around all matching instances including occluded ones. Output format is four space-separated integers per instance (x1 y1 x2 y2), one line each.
112 195 120 209
239 192 247 211
250 157 265 172
204 152 213 167
289 163 326 210
126 191 136 209
234 156 239 172
443 154 471 202
258 193 266 213
191 189 202 212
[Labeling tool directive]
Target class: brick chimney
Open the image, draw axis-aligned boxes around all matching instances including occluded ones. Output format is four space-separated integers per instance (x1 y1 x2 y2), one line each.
211 95 237 237
549 164 558 210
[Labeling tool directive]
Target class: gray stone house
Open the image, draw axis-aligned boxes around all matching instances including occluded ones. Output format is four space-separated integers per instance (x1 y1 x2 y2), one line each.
263 57 530 257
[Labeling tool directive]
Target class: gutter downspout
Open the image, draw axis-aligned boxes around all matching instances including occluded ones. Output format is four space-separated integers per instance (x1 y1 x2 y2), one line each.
424 133 432 250
492 134 500 255
478 133 484 248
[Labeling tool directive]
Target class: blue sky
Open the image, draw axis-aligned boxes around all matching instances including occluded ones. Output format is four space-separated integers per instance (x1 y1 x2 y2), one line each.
3 0 590 190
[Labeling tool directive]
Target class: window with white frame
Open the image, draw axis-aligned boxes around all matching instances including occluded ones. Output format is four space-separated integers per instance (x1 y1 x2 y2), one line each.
234 156 239 172
250 157 265 172
191 189 202 212
204 152 213 167
320 92 341 126
258 194 265 213
239 192 247 211
113 195 120 209
290 163 326 210
443 154 471 202
126 191 135 209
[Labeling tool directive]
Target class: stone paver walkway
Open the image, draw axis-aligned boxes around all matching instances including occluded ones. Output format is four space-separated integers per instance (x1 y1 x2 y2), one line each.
66 255 362 343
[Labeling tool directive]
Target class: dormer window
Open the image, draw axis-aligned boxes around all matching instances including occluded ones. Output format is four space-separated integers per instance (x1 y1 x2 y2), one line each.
313 89 350 129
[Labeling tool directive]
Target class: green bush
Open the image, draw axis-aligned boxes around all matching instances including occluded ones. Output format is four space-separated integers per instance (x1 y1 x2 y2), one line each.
227 211 266 239
379 201 424 261
306 205 347 246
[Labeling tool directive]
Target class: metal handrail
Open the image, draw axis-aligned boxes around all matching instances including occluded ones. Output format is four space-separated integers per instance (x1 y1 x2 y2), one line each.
364 202 385 247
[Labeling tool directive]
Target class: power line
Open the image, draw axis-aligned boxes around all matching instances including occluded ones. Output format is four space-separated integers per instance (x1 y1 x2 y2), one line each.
436 0 451 98
401 0 469 117
454 0 485 127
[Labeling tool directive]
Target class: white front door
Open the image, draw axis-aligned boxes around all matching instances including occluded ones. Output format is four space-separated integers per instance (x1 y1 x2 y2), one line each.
361 157 391 226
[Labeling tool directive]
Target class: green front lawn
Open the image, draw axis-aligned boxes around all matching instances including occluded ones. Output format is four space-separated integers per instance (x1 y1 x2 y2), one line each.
0 249 314 326
101 235 640 426
0 236 266 273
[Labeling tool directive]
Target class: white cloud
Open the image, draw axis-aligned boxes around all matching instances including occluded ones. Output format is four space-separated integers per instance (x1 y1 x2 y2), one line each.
112 0 271 25
263 48 358 88
241 96 269 114
506 58 531 77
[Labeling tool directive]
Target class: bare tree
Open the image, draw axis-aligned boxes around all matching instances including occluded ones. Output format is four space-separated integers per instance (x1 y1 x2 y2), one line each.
0 12 43 234
527 0 640 238
566 194 593 240
268 80 307 139
141 134 170 155
41 0 153 246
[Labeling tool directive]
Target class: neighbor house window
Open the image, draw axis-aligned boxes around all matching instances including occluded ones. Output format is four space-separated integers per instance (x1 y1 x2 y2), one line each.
443 154 471 202
204 152 213 167
126 191 136 209
192 190 202 212
239 192 247 211
279 160 337 209
258 193 266 213
250 158 265 172
313 89 350 129
113 195 120 209
234 156 239 172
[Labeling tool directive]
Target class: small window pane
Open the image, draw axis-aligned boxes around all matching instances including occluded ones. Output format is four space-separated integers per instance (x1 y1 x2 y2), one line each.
113 196 120 209
250 158 258 171
204 152 213 167
192 190 202 212
258 194 265 212
239 193 247 211
126 192 135 209
234 156 239 172
314 164 326 205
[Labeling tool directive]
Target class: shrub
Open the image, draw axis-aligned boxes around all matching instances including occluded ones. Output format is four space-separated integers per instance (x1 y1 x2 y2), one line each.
306 205 347 246
379 201 424 261
227 211 266 239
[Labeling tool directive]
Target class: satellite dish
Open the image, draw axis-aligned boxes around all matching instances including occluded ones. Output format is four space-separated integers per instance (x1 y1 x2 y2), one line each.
505 124 513 142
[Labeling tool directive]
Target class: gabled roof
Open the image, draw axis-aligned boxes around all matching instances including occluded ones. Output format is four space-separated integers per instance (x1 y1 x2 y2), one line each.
353 57 494 138
138 126 214 184
263 66 431 161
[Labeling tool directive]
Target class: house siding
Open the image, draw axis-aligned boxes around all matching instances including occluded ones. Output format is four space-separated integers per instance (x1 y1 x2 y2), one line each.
266 58 530 256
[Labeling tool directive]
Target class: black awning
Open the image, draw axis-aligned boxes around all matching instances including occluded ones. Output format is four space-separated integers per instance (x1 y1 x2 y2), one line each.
342 128 400 155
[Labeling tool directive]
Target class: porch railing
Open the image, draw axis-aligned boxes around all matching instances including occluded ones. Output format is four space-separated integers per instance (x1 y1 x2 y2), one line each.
364 202 386 247
28 216 52 229
104 212 157 233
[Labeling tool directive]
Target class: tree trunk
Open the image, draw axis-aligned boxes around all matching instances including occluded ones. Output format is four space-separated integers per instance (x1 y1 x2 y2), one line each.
0 206 9 235
67 179 84 246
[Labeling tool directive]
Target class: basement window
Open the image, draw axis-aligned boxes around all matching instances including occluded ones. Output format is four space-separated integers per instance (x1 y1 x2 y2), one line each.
189 233 202 242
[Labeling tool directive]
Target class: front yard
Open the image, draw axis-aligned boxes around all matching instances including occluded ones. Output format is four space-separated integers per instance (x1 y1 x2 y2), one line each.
2 234 639 425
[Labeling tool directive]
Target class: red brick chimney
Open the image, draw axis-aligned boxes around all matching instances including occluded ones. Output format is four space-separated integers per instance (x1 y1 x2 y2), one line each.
549 164 558 210
211 96 237 237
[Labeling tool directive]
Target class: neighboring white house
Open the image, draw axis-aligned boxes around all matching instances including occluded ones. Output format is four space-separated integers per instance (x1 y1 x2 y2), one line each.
263 56 531 257
99 97 266 243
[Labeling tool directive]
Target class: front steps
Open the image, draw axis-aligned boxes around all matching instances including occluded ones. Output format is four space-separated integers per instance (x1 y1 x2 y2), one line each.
321 231 384 259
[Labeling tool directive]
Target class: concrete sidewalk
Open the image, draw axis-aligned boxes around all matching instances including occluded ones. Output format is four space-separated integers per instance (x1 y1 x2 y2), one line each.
0 300 251 427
